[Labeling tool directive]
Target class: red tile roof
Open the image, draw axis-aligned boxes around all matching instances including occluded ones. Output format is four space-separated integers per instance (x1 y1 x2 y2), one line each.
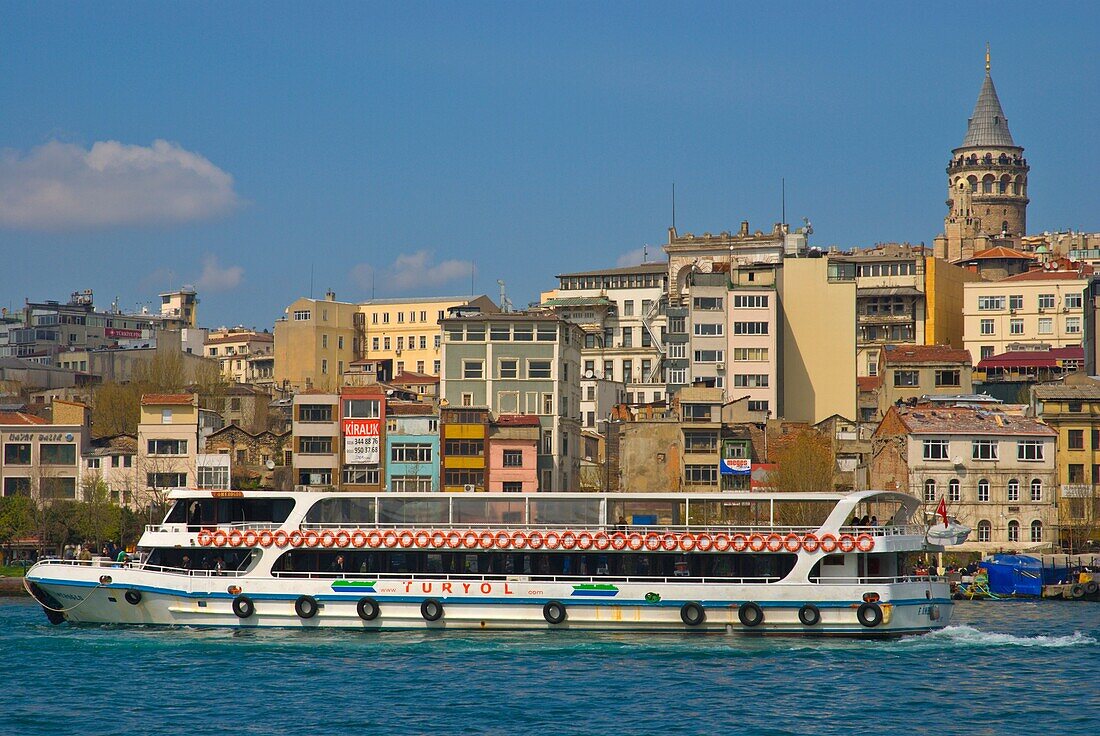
0 411 49 425
204 333 273 345
393 371 440 385
1001 268 1092 282
977 347 1084 370
882 344 972 365
388 403 436 416
965 246 1034 261
891 405 1055 437
140 393 195 406
493 414 541 427
857 376 882 392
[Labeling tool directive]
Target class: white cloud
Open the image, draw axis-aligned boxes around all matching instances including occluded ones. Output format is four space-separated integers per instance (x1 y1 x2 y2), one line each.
0 139 239 230
194 254 243 292
616 247 648 267
352 250 475 294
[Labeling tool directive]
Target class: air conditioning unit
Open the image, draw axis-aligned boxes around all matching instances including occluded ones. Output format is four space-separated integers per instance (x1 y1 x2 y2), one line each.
463 483 476 492
952 456 963 466
716 363 725 371
1009 308 1017 314
395 348 402 355
1038 307 1045 313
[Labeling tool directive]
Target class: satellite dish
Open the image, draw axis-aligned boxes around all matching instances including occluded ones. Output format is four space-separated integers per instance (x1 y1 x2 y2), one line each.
583 370 595 379
266 460 276 470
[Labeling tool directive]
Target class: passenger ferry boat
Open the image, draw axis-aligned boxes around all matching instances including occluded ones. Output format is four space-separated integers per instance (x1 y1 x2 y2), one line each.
26 489 961 636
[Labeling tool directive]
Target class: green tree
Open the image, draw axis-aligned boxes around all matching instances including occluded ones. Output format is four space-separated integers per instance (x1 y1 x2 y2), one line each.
0 496 35 548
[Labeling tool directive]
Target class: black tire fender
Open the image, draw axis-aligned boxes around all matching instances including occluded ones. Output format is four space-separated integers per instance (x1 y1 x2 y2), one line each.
357 597 380 621
421 598 443 622
680 601 706 626
738 601 764 627
124 589 142 606
797 604 821 626
543 600 567 625
1084 581 1099 596
294 595 319 619
1070 584 1086 599
232 595 254 619
857 601 883 628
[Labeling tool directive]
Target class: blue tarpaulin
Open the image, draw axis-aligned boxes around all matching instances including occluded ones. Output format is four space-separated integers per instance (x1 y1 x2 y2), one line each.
980 555 1043 597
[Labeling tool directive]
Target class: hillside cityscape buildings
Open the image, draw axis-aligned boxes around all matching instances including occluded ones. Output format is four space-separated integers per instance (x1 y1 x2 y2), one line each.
1 51 1098 558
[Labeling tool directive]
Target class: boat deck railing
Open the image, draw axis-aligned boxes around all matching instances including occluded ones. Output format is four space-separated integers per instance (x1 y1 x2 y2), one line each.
272 570 784 586
143 523 927 537
29 558 248 578
810 575 946 585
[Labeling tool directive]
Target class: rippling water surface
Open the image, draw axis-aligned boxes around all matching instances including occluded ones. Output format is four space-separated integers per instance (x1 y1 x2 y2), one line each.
3 598 1098 735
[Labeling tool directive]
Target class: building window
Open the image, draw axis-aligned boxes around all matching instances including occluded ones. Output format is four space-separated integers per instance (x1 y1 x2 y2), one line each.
733 348 769 362
977 520 991 542
693 323 723 337
147 472 187 489
299 404 333 422
733 374 769 388
462 360 484 379
513 325 534 342
893 370 919 387
1068 429 1084 450
293 310 311 321
321 359 328 374
502 450 524 467
1009 319 1024 335
1017 441 1044 461
1009 295 1023 311
748 400 769 412
1030 520 1043 543
161 409 173 424
1065 293 1083 309
692 350 724 364
197 465 230 490
344 399 380 418
1038 294 1055 309
948 478 960 502
541 430 552 455
461 393 473 407
390 475 432 492
623 300 634 316
733 322 768 335
147 439 187 456
391 444 432 463
934 369 960 387
299 469 333 486
922 440 949 461
1066 317 1082 334
979 319 995 336
322 334 328 349
684 465 718 485
445 439 484 456
692 297 723 311
971 440 998 461
341 466 378 485
923 478 936 502
499 359 518 379
684 431 718 453
2 477 31 497
502 481 523 493
1030 478 1042 501
3 443 31 465
1038 318 1053 335
1007 520 1020 542
528 360 552 379
1007 478 1019 502
38 443 77 465
733 295 768 308
978 478 990 502
621 327 633 348
977 296 1005 311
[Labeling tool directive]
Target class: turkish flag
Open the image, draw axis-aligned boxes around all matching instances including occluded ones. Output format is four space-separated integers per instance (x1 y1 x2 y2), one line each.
936 497 949 528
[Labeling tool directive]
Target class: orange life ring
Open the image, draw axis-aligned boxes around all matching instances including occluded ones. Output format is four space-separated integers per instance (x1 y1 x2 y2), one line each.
661 533 678 552
494 530 511 549
577 531 594 550
258 530 274 548
463 530 480 549
819 533 838 553
678 533 696 552
838 534 857 553
766 533 784 552
527 530 545 549
544 531 562 550
510 530 529 549
320 531 337 548
227 530 244 547
366 530 383 548
335 530 352 548
783 533 802 553
431 531 447 548
415 530 431 548
398 530 416 549
478 531 495 549
644 533 662 551
304 531 321 548
243 530 259 548
273 530 288 548
593 532 610 550
289 530 305 548
695 533 713 552
560 531 578 550
383 530 400 549
446 530 463 549
212 530 228 547
729 534 746 552
714 533 732 552
610 532 628 551
351 530 368 548
627 533 645 551
801 533 820 553
197 529 213 546
856 534 875 552
748 534 766 552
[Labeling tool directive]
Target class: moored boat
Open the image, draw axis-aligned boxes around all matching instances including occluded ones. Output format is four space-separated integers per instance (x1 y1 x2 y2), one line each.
26 489 959 636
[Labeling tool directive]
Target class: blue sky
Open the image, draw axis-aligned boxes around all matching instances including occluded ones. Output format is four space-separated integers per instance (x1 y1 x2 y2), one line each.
1 2 1097 328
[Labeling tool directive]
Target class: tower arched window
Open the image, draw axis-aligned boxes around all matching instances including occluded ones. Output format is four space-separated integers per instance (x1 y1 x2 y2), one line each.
977 520 991 542
923 479 937 503
1030 520 1043 543
1007 520 1020 542
982 174 995 193
968 176 978 193
949 479 960 502
999 175 1010 193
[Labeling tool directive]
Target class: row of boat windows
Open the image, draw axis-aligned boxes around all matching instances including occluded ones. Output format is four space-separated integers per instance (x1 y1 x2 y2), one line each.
269 550 800 580
165 500 294 526
147 548 255 572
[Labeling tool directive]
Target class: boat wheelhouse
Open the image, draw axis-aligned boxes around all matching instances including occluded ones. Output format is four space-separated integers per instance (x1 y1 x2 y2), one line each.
26 489 959 636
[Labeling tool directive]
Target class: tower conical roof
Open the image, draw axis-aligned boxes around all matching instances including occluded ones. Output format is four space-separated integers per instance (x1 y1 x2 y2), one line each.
961 71 1016 148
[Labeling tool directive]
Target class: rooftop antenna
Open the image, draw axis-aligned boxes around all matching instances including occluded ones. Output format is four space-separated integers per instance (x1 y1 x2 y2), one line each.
470 262 475 297
310 263 314 299
643 245 648 263
781 177 786 225
986 42 991 73
497 279 513 313
671 182 676 231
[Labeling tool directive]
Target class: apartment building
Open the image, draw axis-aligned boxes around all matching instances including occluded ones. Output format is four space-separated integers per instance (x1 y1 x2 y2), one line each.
871 403 1057 553
290 390 340 488
543 262 667 405
339 387 386 492
385 403 438 492
0 406 88 500
679 387 723 492
358 295 498 377
579 375 625 430
274 292 360 392
875 344 974 419
204 328 274 384
137 394 200 498
440 406 490 492
963 261 1091 364
84 435 138 506
488 414 540 493
439 311 582 491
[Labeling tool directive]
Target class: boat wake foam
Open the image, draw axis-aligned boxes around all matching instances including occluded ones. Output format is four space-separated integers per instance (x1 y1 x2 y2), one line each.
914 625 1096 649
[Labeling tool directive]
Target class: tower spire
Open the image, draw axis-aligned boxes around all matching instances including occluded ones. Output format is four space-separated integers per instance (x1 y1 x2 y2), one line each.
985 42 990 73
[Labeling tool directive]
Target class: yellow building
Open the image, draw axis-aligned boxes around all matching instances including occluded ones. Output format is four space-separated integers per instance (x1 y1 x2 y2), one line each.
1031 376 1100 550
925 255 982 348
962 264 1089 365
160 288 199 327
275 292 498 392
778 257 856 424
137 394 199 499
440 406 489 492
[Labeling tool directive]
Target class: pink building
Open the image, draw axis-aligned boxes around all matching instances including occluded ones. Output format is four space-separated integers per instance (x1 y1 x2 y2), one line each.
488 414 540 493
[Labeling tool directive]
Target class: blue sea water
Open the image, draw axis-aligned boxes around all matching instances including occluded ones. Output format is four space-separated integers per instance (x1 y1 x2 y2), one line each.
2 597 1097 736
